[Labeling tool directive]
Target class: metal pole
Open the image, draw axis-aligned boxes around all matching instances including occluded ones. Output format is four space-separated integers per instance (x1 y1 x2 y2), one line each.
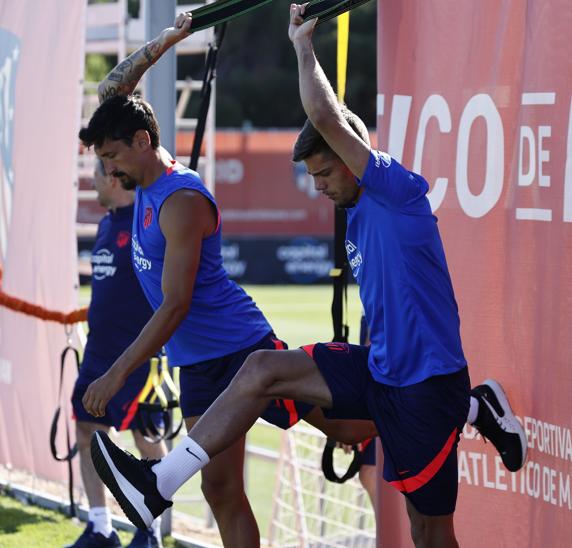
146 0 176 158
145 0 176 537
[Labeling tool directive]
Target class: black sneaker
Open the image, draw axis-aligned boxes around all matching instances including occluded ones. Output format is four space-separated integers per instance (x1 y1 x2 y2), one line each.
91 431 172 530
471 379 527 472
126 527 162 548
64 521 121 547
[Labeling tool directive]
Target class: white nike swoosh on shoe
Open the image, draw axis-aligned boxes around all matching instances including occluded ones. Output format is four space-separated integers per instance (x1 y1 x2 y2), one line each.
95 433 155 528
481 396 522 435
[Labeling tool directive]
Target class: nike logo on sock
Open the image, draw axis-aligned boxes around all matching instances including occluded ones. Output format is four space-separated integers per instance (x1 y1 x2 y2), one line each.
185 447 203 461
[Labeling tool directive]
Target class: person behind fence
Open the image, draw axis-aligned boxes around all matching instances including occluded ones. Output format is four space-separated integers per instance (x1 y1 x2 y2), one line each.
68 159 166 548
77 11 377 548
86 6 528 548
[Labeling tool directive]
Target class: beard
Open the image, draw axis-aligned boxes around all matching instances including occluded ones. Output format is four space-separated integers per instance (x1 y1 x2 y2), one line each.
115 172 138 190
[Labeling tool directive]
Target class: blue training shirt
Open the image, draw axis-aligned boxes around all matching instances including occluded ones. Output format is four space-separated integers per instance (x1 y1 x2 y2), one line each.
346 150 467 387
132 163 271 366
84 204 153 366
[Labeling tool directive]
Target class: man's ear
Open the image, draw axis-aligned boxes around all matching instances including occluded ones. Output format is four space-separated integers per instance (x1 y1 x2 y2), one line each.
134 129 152 151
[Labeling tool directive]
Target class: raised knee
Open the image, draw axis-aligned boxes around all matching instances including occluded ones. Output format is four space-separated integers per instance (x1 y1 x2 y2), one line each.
237 349 278 390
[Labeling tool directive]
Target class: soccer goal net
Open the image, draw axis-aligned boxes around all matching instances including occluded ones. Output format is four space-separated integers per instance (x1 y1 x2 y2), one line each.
267 423 376 547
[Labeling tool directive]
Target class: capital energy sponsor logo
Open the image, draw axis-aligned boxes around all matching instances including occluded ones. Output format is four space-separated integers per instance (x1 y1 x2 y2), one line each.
0 30 20 262
345 239 363 279
91 248 117 280
132 234 152 272
276 237 332 283
374 151 392 169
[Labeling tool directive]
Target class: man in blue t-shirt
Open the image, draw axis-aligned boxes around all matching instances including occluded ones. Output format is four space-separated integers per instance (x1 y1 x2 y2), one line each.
78 12 376 548
69 160 166 548
85 8 527 546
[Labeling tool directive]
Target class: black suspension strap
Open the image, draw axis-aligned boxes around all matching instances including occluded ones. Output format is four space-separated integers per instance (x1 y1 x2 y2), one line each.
189 23 228 171
189 0 272 33
321 438 364 483
330 206 349 344
188 0 374 34
49 329 81 517
322 207 360 484
304 0 373 25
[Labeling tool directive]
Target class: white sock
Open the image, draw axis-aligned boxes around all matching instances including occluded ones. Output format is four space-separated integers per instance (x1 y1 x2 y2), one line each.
151 516 161 536
467 395 479 424
151 436 210 500
89 506 112 537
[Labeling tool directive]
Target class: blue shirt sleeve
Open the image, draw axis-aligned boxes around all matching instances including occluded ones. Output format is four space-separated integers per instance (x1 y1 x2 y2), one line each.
357 150 429 209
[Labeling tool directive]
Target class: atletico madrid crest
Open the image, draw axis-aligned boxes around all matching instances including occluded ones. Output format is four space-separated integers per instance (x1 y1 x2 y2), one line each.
143 207 153 229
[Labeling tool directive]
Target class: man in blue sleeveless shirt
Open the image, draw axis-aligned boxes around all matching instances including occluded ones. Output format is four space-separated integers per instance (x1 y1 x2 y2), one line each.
79 12 376 547
69 160 166 548
85 7 528 548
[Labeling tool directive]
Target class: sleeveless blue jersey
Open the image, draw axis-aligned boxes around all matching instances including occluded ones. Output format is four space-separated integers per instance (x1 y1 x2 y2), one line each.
346 150 467 387
84 204 153 365
132 164 271 366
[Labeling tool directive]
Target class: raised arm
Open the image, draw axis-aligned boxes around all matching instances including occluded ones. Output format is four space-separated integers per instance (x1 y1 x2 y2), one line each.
98 12 193 103
288 4 370 178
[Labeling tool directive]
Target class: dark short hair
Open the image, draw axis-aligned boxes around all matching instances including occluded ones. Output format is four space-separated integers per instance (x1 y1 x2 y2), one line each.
79 95 160 149
292 105 370 162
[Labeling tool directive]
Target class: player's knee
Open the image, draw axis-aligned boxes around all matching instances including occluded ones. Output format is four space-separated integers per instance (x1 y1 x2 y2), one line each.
406 501 428 546
201 474 246 510
237 349 280 393
409 515 426 547
76 421 94 450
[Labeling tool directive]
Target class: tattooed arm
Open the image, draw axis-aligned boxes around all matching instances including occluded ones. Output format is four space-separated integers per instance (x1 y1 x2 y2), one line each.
98 12 192 103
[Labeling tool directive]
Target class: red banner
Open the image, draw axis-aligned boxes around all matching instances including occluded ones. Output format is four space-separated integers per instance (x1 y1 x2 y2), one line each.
376 1 572 545
0 0 85 482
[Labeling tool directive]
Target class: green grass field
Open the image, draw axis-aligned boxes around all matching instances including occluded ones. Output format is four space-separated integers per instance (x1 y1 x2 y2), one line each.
0 284 363 546
0 493 182 547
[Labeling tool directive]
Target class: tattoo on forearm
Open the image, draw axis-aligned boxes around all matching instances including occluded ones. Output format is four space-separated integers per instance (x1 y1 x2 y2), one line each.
99 37 165 103
108 71 123 82
143 45 154 64
144 41 161 63
116 58 134 74
100 87 118 101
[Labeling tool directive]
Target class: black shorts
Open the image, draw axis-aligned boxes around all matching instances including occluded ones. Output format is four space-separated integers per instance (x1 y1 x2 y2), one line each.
72 358 155 431
302 342 470 516
179 333 313 428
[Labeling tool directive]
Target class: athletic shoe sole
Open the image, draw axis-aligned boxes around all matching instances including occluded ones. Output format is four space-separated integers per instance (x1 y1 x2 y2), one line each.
91 431 154 530
481 378 528 470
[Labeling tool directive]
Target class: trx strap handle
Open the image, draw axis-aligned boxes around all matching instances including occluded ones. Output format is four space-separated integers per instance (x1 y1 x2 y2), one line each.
136 355 183 444
50 345 80 462
321 437 363 483
49 340 81 517
188 0 373 34
190 23 227 171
